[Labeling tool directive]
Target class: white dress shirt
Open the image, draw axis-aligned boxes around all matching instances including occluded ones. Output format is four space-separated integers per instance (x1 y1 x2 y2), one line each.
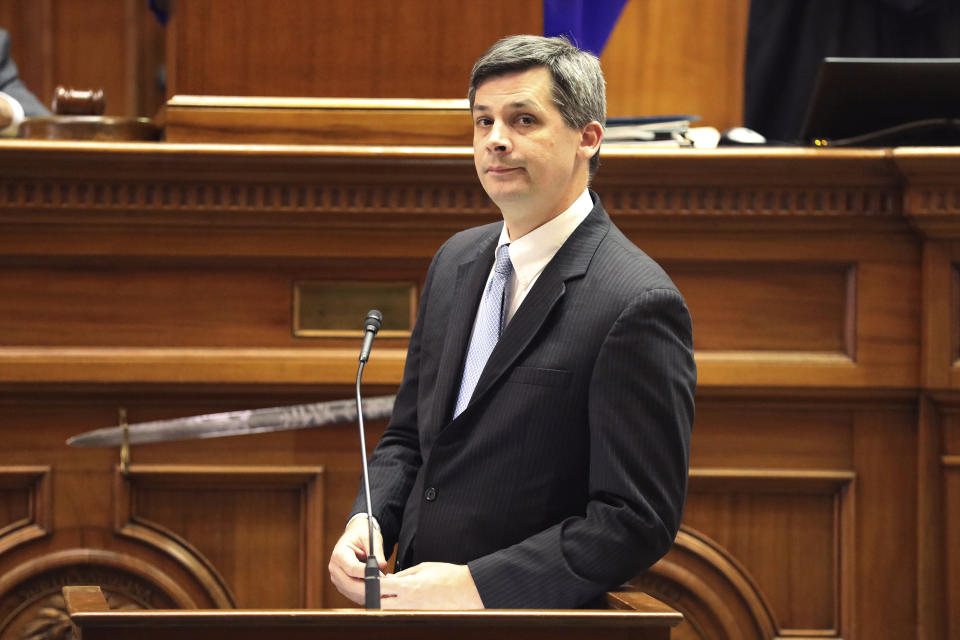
491 188 594 325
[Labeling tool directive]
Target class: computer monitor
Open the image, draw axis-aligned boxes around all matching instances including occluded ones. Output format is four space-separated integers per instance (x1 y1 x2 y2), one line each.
798 57 960 146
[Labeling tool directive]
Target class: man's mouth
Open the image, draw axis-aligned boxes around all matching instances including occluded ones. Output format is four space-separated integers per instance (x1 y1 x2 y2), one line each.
487 166 521 174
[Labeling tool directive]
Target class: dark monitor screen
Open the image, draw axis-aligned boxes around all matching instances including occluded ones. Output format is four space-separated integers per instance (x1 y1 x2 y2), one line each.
799 57 960 144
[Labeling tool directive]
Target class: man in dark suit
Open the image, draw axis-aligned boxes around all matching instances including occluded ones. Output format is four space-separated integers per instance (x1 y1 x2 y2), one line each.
0 28 50 136
329 35 696 609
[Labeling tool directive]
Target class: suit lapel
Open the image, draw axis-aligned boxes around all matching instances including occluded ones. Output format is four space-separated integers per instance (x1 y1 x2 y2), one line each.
461 198 612 417
430 229 499 426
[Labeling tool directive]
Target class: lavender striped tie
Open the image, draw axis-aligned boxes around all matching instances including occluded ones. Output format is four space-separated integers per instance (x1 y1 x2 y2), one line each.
454 244 513 417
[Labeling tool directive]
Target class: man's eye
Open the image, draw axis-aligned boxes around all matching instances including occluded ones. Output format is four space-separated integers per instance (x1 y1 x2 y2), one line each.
476 118 492 126
517 115 536 125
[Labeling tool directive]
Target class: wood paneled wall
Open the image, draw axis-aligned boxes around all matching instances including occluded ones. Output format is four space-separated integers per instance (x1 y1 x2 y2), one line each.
0 142 955 640
3 0 752 129
0 0 165 117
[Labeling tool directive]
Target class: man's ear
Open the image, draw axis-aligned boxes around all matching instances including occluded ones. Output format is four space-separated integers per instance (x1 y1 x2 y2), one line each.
579 121 603 160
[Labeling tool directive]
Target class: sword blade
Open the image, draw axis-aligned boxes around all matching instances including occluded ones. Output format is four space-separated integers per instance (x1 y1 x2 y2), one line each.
67 394 396 447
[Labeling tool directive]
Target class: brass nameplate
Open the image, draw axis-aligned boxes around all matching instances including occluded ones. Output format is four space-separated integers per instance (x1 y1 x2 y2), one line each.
293 281 416 338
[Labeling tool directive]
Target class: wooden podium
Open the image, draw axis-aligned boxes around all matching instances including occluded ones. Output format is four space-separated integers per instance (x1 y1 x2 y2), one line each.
63 586 681 640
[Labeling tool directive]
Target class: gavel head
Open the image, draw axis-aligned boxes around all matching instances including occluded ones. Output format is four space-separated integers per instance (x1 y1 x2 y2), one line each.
51 86 106 116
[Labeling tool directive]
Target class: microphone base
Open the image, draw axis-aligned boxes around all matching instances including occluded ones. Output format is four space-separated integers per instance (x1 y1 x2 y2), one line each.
364 556 381 610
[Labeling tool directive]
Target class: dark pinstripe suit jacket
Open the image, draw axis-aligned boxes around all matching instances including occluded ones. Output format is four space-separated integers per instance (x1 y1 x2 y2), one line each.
353 192 696 608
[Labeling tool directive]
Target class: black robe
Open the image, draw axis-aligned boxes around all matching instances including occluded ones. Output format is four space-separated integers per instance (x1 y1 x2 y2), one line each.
744 0 960 142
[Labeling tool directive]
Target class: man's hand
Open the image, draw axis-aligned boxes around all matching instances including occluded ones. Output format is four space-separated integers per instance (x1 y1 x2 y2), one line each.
380 562 484 609
328 516 387 605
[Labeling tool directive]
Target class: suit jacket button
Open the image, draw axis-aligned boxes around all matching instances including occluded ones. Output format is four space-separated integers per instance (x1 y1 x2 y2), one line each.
424 487 438 502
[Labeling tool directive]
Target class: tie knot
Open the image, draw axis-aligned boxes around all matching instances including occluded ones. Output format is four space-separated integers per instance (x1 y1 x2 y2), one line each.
494 244 513 278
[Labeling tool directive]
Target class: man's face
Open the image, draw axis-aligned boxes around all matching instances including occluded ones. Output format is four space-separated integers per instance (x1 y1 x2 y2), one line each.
472 67 592 233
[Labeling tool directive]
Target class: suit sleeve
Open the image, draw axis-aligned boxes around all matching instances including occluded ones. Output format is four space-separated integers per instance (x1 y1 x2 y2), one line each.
349 243 446 552
467 287 696 608
0 29 50 121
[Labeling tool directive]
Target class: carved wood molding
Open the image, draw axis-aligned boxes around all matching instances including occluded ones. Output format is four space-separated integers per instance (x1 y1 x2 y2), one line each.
0 467 51 555
893 148 960 238
682 468 856 639
113 464 326 608
0 142 944 229
630 527 779 640
0 179 498 220
0 547 197 633
0 179 905 220
602 186 901 218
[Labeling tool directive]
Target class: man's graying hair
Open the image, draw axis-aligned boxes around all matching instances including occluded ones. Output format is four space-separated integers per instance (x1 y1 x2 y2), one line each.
468 35 606 176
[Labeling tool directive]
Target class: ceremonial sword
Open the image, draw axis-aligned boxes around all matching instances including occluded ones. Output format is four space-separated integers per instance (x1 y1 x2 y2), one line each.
66 394 396 447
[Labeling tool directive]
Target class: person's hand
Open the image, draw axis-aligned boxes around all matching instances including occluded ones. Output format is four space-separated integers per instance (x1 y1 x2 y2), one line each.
380 562 484 609
328 516 387 605
0 96 13 130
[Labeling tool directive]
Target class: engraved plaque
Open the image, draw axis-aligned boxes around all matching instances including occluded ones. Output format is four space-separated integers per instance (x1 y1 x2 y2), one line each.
293 281 416 338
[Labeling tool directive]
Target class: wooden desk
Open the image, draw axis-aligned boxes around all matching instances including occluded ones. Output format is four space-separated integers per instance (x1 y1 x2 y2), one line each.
0 142 956 640
63 586 681 640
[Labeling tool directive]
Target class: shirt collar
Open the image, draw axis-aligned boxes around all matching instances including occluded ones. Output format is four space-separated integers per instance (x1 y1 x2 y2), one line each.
496 189 594 287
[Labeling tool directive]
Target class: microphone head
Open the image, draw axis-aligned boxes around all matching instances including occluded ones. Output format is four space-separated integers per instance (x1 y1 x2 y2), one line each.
364 309 383 334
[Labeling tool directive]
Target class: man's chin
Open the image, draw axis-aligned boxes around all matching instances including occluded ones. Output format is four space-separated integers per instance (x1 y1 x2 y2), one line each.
484 187 530 208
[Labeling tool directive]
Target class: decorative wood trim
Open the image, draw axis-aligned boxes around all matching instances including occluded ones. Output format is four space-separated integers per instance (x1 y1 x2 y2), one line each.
0 347 919 389
689 468 855 493
0 179 498 217
602 186 902 218
168 96 471 110
0 143 921 225
893 148 960 238
687 468 855 638
63 585 109 615
837 461 857 640
942 455 960 467
0 346 407 386
113 464 326 608
164 96 473 146
0 466 52 554
907 188 960 216
636 527 779 640
0 548 197 609
113 466 235 609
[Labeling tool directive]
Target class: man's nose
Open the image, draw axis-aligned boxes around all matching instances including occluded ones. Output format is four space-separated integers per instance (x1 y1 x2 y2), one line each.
487 121 511 153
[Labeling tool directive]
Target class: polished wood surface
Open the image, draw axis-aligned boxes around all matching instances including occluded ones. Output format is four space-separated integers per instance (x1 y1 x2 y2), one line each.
3 0 752 128
63 585 678 640
166 0 541 100
603 0 750 127
164 96 472 145
0 143 956 640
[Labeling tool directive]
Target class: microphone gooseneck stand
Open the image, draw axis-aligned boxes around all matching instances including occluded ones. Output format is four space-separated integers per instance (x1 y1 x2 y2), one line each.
356 310 382 609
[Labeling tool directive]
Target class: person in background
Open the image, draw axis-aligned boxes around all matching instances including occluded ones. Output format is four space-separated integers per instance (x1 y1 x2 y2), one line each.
0 27 50 136
329 34 696 609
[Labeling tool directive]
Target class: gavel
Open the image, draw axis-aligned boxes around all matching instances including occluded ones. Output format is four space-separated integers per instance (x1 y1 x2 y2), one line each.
51 86 106 116
18 86 160 141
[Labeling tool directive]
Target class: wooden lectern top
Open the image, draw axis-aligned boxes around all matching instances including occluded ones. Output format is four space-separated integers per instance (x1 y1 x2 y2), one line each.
64 586 681 640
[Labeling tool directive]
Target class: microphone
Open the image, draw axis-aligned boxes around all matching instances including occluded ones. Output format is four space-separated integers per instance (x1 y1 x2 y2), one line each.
359 310 382 363
355 309 382 609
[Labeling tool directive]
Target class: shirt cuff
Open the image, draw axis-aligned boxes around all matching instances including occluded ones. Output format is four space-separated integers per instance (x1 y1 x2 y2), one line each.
0 92 25 137
347 512 381 531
